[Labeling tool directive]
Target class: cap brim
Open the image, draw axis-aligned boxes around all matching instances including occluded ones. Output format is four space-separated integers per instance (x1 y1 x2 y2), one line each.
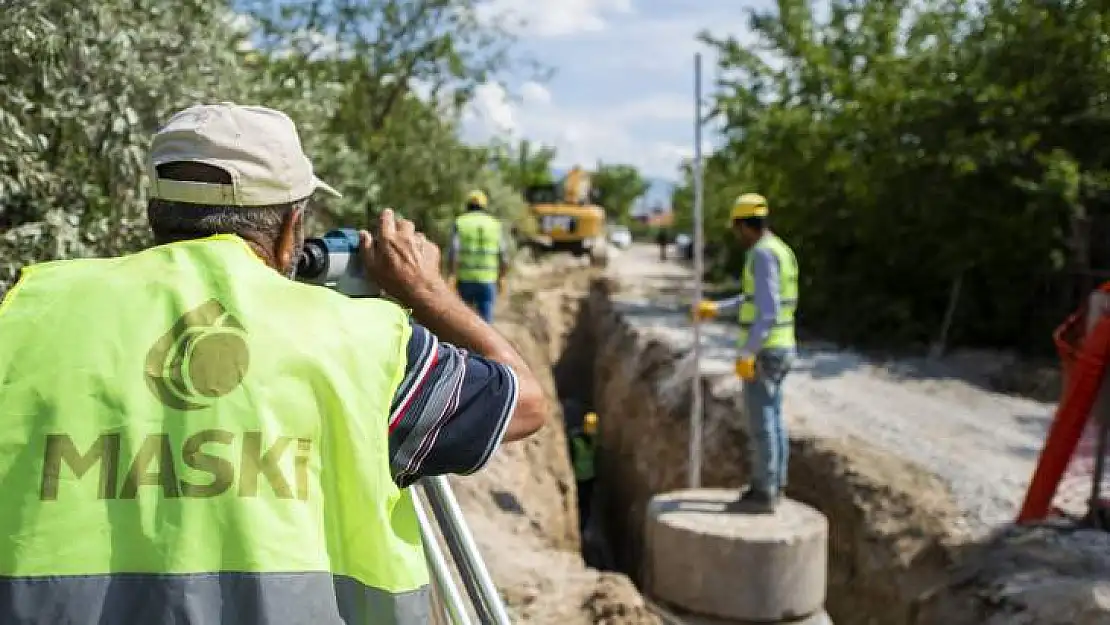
314 177 342 198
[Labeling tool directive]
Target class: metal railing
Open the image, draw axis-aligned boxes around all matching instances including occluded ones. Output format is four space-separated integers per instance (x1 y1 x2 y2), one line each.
413 475 512 625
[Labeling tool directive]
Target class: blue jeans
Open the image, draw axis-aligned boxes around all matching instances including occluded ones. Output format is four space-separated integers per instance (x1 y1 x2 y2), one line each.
742 347 795 497
457 281 497 323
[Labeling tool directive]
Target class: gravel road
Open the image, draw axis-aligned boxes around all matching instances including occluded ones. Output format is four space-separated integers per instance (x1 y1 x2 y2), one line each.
606 243 1058 534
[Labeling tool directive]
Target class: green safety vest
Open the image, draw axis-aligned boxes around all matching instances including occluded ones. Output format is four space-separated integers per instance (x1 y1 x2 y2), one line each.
0 235 429 625
455 211 502 284
738 233 799 350
571 435 595 481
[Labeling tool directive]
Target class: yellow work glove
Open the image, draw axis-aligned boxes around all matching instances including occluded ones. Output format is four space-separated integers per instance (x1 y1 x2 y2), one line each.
692 300 718 321
735 356 757 381
498 276 507 293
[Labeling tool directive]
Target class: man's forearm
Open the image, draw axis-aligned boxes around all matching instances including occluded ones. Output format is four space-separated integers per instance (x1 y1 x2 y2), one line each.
715 294 745 316
409 283 526 376
407 282 546 441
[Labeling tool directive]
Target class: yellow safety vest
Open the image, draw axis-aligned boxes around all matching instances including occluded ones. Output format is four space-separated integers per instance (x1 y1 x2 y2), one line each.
738 233 799 350
571 435 595 481
0 235 429 624
455 211 502 284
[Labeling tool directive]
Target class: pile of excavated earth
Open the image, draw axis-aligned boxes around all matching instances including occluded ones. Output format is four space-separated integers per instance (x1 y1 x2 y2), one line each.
449 245 1110 625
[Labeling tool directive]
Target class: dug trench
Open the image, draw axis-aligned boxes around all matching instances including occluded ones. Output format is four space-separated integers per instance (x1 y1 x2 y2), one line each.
454 255 1110 625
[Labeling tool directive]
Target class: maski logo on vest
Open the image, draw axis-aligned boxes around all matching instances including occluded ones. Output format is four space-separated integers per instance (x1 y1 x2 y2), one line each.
145 299 250 411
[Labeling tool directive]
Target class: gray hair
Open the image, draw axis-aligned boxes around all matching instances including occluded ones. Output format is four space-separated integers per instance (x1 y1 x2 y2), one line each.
147 198 307 245
146 162 307 245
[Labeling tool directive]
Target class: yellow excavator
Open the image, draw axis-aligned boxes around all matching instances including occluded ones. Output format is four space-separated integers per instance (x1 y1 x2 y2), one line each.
523 166 607 257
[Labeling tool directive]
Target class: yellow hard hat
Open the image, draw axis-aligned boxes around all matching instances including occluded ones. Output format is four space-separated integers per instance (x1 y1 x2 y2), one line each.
584 412 598 433
466 190 488 209
730 193 769 222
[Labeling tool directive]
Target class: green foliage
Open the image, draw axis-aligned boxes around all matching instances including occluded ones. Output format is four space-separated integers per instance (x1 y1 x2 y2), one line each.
675 0 1110 353
1 0 534 294
487 139 557 191
592 163 649 225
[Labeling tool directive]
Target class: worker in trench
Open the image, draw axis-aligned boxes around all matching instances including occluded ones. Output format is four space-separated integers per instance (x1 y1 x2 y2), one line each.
693 193 799 514
448 189 510 323
0 102 548 625
569 412 599 535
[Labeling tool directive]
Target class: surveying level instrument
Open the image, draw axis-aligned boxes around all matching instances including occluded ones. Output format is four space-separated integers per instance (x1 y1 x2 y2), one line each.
296 228 380 298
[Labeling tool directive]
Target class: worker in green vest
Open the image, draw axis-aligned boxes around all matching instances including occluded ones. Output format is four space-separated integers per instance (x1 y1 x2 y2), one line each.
0 103 549 625
569 412 598 534
693 193 798 514
448 190 508 323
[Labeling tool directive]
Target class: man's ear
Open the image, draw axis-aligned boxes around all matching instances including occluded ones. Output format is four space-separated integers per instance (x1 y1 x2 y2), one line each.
276 204 306 274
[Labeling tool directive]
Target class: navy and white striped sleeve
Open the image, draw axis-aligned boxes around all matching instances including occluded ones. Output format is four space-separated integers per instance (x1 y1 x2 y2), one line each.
387 320 519 487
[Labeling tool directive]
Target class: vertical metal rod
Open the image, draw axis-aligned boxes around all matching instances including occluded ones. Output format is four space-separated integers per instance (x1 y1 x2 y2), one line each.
421 476 513 625
1085 291 1110 529
412 489 475 625
689 52 706 489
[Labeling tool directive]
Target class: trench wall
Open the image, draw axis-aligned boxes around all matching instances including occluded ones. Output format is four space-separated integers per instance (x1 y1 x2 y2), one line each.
583 278 969 625
464 257 1110 625
449 263 659 625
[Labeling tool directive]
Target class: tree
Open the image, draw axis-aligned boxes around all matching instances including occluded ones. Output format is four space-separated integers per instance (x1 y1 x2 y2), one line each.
592 164 649 226
672 0 1110 353
487 139 557 191
0 0 535 296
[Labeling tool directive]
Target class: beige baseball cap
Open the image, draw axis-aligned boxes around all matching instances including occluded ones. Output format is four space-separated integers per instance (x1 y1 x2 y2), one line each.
148 102 340 206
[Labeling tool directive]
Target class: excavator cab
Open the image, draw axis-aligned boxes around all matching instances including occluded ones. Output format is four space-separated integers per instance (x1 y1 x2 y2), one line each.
522 168 607 256
523 184 560 205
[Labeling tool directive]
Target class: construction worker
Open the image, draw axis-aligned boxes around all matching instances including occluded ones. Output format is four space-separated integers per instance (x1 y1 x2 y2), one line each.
0 103 548 624
656 227 670 261
694 193 798 514
449 190 509 323
570 412 598 534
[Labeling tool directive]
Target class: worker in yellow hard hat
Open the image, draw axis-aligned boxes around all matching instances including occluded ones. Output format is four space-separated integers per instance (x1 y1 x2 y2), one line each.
448 189 509 322
692 192 798 514
569 411 598 534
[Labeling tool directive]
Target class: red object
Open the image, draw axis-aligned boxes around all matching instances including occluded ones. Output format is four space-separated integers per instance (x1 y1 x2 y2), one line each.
1017 283 1110 523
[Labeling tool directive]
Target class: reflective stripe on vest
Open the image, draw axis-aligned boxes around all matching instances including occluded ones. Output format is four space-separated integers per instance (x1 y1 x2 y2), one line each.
0 235 429 625
455 211 502 284
738 233 799 350
0 574 429 625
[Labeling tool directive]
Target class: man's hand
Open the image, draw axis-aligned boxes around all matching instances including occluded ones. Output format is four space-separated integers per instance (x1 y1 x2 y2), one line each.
362 209 547 444
735 355 757 381
692 300 718 321
360 209 448 309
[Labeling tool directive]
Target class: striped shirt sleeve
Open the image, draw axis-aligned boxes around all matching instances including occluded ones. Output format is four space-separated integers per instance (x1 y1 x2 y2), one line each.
387 320 519 487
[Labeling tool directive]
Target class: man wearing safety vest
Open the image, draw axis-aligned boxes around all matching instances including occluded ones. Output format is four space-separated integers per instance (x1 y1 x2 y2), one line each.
0 103 548 625
694 193 798 514
569 412 598 534
448 190 508 323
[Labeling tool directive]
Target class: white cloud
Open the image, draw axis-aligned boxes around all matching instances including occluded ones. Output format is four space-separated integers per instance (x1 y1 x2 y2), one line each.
462 1 771 181
478 0 634 37
463 82 518 136
463 81 698 179
610 93 692 123
520 81 552 105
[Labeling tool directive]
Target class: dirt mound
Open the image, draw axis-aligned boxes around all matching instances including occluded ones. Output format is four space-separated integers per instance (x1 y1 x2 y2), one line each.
447 259 658 624
913 524 1110 625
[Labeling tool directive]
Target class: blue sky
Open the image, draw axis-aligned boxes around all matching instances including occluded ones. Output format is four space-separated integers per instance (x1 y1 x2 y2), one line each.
459 1 770 204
